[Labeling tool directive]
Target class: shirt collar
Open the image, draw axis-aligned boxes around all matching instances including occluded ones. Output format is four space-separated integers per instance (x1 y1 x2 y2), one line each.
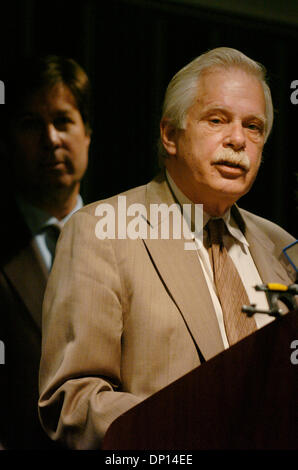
16 194 83 236
165 169 249 247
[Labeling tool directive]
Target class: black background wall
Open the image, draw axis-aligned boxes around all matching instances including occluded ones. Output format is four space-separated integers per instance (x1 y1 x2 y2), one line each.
1 0 297 236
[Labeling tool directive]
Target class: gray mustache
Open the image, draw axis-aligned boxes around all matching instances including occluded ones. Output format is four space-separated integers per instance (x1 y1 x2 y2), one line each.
213 148 250 171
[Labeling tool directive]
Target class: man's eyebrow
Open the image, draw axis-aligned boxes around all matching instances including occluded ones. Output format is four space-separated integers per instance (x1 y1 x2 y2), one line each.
15 111 39 121
243 114 267 127
54 108 74 115
16 108 74 118
200 106 232 117
16 109 36 116
201 107 266 123
202 106 226 112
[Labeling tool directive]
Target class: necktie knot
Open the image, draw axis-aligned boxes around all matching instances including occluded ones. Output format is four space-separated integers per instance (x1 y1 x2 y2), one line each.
207 218 225 249
42 223 62 261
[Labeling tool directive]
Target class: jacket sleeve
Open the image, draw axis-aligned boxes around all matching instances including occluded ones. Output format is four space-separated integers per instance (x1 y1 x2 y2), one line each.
38 209 143 450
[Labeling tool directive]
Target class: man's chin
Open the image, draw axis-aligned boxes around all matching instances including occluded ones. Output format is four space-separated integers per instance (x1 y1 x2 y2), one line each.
40 172 75 187
27 176 77 197
214 179 252 201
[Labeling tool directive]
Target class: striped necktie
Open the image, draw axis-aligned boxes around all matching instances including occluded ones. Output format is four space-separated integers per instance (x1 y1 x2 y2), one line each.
207 218 256 345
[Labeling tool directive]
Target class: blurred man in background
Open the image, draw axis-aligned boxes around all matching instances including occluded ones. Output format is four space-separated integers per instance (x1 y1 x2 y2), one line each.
0 55 92 449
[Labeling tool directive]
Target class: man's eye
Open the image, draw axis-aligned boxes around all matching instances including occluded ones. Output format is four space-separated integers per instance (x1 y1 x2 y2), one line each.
54 116 72 128
18 117 42 131
247 123 263 133
209 118 222 124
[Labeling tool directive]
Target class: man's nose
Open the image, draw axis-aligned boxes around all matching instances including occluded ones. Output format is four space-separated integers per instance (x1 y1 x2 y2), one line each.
222 121 246 151
42 123 61 148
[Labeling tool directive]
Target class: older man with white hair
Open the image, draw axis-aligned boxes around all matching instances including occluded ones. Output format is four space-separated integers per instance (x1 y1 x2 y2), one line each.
38 47 295 450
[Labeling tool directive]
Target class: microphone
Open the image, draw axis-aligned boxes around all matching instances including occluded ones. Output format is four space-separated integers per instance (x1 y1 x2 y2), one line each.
242 241 298 317
283 240 298 275
242 282 298 317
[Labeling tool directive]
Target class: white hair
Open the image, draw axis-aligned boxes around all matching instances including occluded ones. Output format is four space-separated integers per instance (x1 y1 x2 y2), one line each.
158 47 274 163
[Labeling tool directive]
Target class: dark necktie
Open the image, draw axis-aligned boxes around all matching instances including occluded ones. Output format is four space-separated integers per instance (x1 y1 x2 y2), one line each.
44 223 61 268
207 218 256 345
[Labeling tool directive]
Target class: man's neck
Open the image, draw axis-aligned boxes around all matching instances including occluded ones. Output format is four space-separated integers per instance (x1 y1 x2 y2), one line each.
165 169 234 218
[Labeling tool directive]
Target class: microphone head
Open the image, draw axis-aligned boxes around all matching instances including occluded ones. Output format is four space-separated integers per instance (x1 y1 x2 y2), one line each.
283 240 298 273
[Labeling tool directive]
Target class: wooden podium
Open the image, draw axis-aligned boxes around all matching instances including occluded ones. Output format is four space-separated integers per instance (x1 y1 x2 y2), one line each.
103 310 298 450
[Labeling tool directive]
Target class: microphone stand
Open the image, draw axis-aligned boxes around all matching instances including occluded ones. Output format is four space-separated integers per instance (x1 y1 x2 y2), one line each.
242 283 298 318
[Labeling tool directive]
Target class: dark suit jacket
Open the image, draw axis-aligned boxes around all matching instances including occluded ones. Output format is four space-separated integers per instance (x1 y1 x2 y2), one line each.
0 196 58 449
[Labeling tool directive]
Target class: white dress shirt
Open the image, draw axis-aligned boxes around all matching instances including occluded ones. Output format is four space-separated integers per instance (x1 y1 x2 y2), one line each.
17 194 83 272
166 170 273 349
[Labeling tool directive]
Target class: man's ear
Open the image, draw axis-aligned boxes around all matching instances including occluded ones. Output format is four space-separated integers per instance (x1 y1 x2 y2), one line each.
160 119 178 156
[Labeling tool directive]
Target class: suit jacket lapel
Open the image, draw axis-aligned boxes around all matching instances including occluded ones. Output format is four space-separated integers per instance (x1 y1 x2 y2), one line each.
143 175 224 361
3 232 48 331
233 206 294 285
246 231 292 285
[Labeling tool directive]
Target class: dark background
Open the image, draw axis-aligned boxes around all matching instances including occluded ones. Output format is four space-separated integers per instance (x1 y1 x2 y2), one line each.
1 0 297 236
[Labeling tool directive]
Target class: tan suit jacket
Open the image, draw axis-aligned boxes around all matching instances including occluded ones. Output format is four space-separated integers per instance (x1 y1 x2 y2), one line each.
38 174 295 450
0 199 58 449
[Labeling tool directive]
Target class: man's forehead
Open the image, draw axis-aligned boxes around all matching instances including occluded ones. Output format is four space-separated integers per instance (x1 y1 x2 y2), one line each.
194 69 266 115
198 65 262 89
17 83 78 114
